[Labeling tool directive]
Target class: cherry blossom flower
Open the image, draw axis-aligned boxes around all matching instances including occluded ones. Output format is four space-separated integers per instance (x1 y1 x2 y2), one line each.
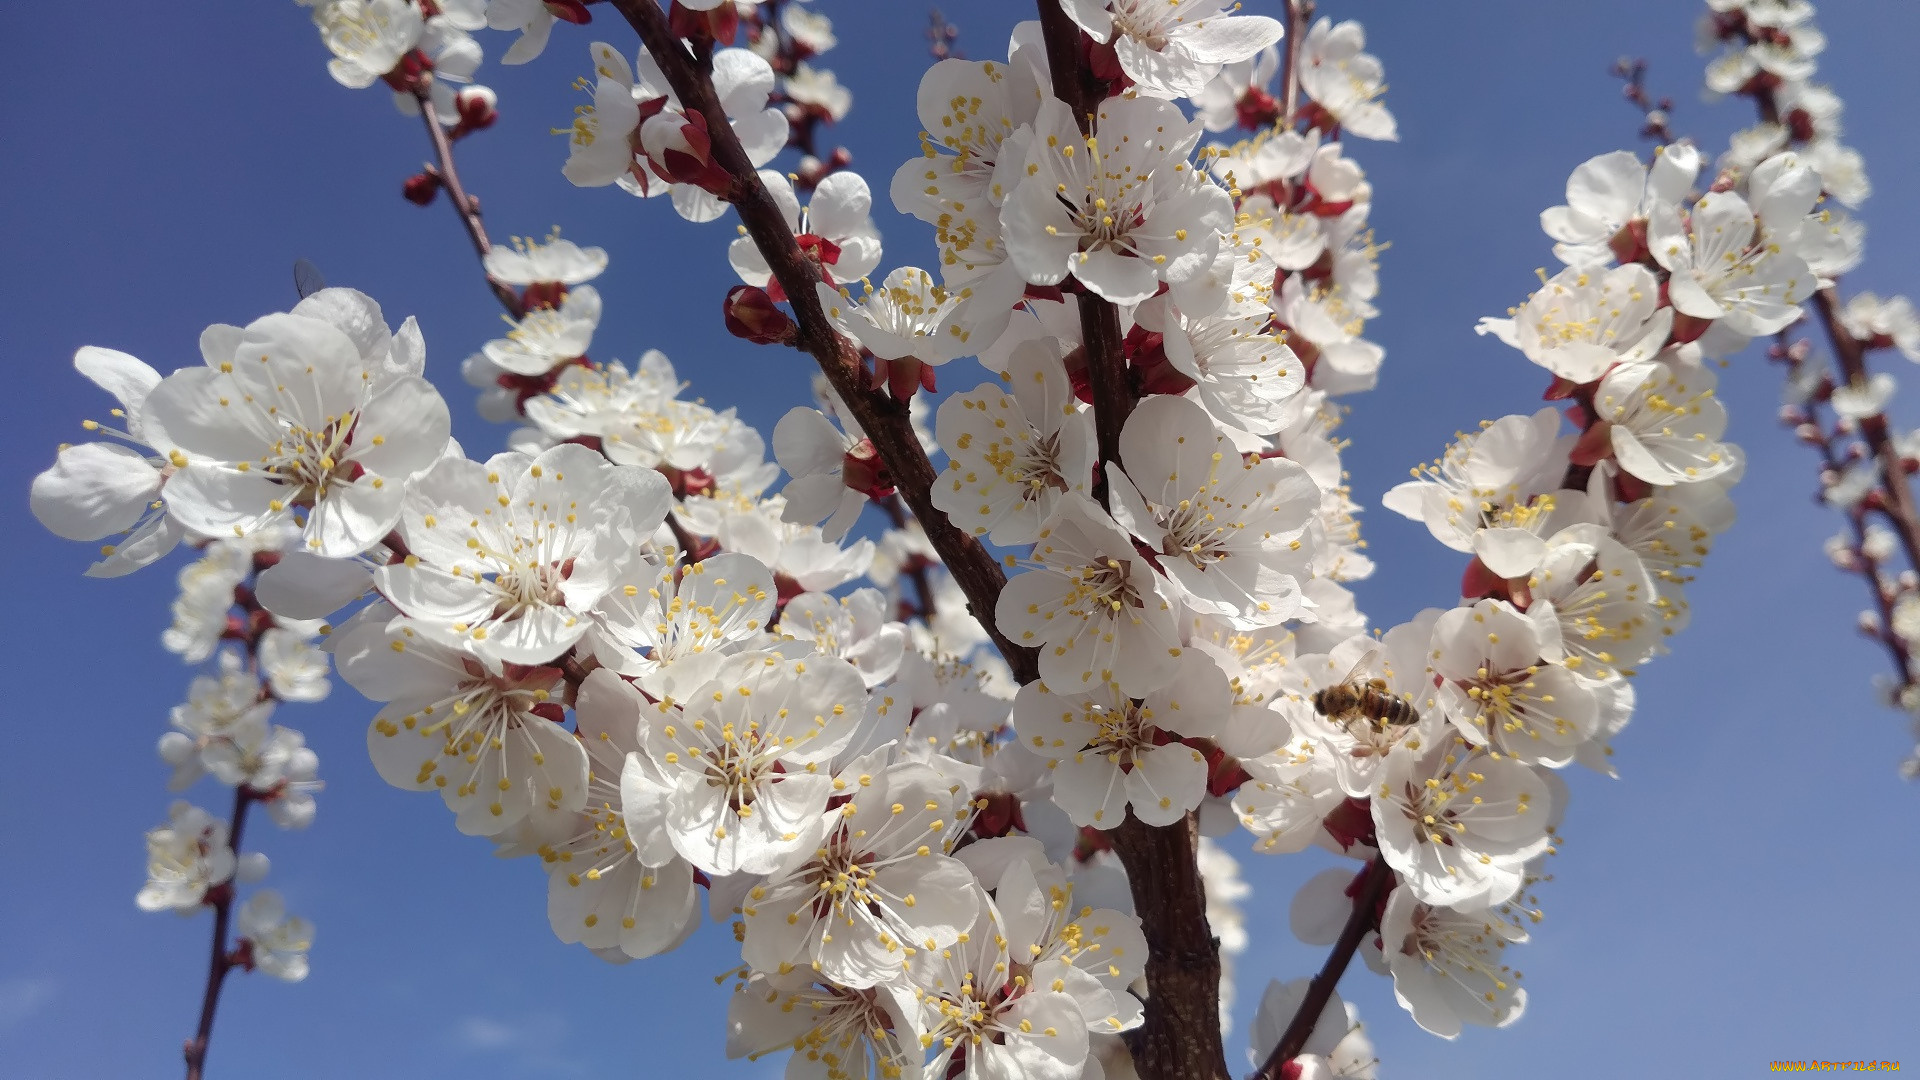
1592 356 1738 486
1527 523 1662 681
137 801 237 912
1381 409 1568 554
1013 650 1230 828
889 55 1043 226
484 232 608 286
1650 189 1815 337
775 589 908 688
1540 145 1701 267
31 347 187 577
1477 264 1673 383
772 407 875 543
589 552 776 680
538 670 702 961
1004 95 1232 305
309 0 422 90
626 650 868 877
1430 599 1599 768
996 494 1183 697
1107 395 1318 628
726 971 924 1080
145 307 448 558
817 267 972 364
339 611 589 836
1297 18 1397 141
1372 736 1553 908
376 443 671 664
1379 887 1530 1039
740 762 978 986
730 171 882 293
1062 0 1283 101
236 890 314 982
909 903 1092 1080
481 286 601 377
932 342 1096 547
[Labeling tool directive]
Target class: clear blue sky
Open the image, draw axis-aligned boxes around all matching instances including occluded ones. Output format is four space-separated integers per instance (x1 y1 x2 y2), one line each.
3 2 1917 1077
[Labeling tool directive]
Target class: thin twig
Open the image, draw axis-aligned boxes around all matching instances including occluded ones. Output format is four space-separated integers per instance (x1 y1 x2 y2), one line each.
182 785 253 1080
1279 0 1314 130
413 90 524 318
612 0 1036 682
1251 856 1394 1080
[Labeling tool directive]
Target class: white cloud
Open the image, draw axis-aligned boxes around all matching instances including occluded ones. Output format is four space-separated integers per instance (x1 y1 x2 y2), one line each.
0 978 55 1029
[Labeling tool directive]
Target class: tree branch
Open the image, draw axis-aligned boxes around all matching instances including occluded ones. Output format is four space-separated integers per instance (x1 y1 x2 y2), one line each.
182 785 253 1080
1278 0 1315 130
1112 814 1230 1080
1251 856 1394 1080
413 90 525 318
612 0 1036 683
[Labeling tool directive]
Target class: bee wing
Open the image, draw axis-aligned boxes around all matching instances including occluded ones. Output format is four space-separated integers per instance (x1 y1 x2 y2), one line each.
1337 644 1385 688
293 258 328 300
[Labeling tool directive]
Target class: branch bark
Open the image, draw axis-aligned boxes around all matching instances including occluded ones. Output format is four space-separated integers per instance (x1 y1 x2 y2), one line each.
1278 0 1316 130
1112 814 1229 1080
1251 856 1394 1080
613 0 1036 683
413 90 525 318
182 785 253 1080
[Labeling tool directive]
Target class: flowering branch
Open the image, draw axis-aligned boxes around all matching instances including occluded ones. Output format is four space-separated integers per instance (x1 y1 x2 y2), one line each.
410 90 524 318
612 0 1039 682
182 784 253 1080
1034 0 1133 473
1772 332 1920 696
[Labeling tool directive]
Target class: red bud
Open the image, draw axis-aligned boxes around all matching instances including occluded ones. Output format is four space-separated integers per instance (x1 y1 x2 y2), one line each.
723 285 797 345
403 171 442 206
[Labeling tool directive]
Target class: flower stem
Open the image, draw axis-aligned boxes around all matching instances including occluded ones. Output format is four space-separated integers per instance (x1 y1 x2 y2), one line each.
182 785 253 1080
412 89 525 319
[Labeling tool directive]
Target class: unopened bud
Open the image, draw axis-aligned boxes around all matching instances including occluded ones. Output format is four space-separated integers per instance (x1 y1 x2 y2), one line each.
840 439 895 500
456 85 498 130
1859 610 1883 636
403 171 443 206
723 285 797 345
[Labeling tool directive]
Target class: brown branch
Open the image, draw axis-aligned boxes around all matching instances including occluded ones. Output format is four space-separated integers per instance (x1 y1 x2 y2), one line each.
182 785 254 1080
413 90 525 318
1278 0 1315 130
1251 856 1394 1080
612 0 1036 683
878 495 939 621
1112 814 1230 1080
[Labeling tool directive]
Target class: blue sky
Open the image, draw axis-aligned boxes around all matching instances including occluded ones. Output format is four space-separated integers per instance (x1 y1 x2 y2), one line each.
4 2 1918 1077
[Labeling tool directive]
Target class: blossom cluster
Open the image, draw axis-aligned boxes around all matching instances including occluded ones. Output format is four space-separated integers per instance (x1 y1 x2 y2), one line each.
1700 0 1920 775
31 1 1900 1078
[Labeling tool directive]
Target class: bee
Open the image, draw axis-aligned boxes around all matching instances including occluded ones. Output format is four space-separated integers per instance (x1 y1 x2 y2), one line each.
1311 648 1421 732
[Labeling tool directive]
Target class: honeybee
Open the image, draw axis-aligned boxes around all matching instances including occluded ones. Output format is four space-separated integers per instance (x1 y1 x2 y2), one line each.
1311 649 1421 732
